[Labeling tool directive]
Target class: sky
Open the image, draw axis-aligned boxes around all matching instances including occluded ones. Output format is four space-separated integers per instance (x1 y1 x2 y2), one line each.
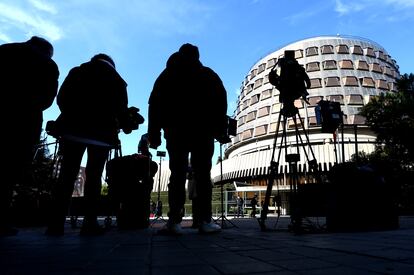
1 0 414 162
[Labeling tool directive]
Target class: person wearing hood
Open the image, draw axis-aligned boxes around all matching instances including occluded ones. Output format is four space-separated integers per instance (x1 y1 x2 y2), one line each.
46 54 140 236
148 44 229 235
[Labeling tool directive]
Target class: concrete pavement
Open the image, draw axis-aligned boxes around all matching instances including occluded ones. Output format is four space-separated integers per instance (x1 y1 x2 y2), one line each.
1 216 414 274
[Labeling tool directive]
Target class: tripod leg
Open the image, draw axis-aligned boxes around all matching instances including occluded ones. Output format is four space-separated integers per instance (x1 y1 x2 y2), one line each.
259 112 284 231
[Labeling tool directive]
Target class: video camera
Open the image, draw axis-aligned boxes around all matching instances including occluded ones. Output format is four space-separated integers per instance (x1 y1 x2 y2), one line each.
269 50 310 114
121 106 145 134
216 116 237 144
315 100 343 133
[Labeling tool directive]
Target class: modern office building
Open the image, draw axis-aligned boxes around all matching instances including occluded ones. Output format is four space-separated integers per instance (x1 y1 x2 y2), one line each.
210 35 400 205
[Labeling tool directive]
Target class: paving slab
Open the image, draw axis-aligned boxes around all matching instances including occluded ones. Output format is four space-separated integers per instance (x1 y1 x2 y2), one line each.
1 216 414 274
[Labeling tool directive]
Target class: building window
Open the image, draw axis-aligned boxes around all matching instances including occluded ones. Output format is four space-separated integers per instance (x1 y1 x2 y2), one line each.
321 45 334 54
261 89 272 100
364 47 375 57
288 117 304 129
242 99 250 110
254 125 268 137
382 66 393 76
348 115 366 124
360 77 375 88
242 129 253 140
306 46 318 56
346 94 364 105
351 45 363 55
306 62 320 72
238 116 246 126
254 78 263 89
310 78 322 88
376 50 386 60
272 103 281 113
233 134 240 144
356 60 369 71
388 82 397 92
294 99 303 108
308 116 318 126
325 77 341 87
342 76 359 86
250 69 257 80
376 79 388 90
263 74 269 84
336 44 349 54
267 58 277 68
246 111 257 122
370 63 382 73
339 60 353 69
250 94 260 105
257 106 270 118
258 63 266 74
295 49 304 59
327 95 344 104
269 122 278 133
246 84 254 94
323 60 337 70
308 96 323 106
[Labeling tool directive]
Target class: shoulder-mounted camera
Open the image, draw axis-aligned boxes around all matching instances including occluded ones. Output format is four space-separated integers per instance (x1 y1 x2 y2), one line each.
121 106 145 134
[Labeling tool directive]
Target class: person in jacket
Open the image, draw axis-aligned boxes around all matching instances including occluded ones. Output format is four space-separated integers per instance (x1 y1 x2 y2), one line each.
46 54 141 236
148 43 229 235
0 36 59 236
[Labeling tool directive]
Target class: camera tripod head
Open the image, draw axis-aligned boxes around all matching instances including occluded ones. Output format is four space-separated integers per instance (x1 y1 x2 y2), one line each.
281 101 299 118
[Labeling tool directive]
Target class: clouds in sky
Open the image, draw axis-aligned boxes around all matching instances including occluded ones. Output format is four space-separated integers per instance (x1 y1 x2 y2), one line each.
0 0 62 42
0 0 216 44
334 0 414 16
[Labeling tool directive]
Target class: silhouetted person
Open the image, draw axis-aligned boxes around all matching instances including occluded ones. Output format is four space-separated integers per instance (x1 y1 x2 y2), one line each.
250 194 258 218
236 196 244 218
46 53 140 236
148 43 228 235
0 36 59 236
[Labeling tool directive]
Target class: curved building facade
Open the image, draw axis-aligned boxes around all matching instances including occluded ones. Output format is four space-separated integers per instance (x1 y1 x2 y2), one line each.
211 35 400 187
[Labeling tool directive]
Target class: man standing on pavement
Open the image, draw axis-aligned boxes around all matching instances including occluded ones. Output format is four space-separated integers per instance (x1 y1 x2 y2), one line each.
148 43 229 235
0 36 59 236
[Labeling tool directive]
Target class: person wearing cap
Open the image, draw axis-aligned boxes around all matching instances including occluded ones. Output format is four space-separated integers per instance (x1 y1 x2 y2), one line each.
148 43 229 235
0 36 59 236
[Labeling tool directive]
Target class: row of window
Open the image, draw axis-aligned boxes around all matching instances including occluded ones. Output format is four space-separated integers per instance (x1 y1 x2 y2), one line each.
238 77 395 112
247 45 397 81
305 60 397 76
234 115 366 142
242 62 397 97
238 95 364 126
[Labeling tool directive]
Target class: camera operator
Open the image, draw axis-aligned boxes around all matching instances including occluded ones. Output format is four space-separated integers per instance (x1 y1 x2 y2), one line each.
148 43 229 235
46 54 143 236
0 36 59 237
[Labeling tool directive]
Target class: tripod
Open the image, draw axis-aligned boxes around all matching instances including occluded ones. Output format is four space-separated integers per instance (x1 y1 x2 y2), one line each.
151 151 167 226
258 103 319 232
214 143 237 228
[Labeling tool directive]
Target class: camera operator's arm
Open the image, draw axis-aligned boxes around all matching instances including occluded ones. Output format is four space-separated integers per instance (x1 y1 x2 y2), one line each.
147 74 165 149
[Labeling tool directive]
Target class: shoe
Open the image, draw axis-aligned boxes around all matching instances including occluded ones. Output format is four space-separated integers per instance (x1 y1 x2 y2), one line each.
199 222 221 234
0 225 18 237
158 221 183 236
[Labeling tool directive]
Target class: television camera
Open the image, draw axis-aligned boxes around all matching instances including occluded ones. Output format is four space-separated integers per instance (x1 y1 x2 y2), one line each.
269 50 311 116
